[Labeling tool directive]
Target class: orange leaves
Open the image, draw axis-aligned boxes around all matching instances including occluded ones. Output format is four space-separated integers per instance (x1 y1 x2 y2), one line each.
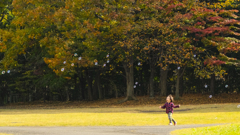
143 46 149 51
65 5 70 10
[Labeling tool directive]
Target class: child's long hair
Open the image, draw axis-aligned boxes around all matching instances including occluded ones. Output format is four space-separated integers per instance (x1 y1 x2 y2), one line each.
168 94 174 102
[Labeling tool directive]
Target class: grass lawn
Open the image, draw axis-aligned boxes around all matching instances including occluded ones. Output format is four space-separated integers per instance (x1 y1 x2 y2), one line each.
0 103 239 126
171 123 240 135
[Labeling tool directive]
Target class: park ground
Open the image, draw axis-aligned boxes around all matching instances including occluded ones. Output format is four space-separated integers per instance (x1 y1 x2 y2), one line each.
0 93 239 135
2 93 240 109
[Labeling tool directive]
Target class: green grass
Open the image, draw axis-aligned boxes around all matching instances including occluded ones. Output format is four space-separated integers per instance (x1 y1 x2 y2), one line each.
171 123 240 135
0 103 239 126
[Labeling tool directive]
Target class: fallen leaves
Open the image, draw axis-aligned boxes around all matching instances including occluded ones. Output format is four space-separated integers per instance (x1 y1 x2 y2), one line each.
2 93 240 109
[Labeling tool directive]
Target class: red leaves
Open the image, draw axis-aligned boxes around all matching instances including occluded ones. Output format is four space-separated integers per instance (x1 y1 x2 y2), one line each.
203 27 229 36
217 19 240 26
204 8 214 13
183 13 193 20
155 6 164 10
196 22 203 25
165 3 184 14
212 37 225 42
207 16 223 22
167 3 184 10
187 27 201 33
204 58 226 66
187 26 230 38
221 43 240 53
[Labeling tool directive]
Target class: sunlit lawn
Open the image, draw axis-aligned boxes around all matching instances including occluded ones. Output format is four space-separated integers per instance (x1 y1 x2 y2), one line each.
171 123 240 135
0 103 239 126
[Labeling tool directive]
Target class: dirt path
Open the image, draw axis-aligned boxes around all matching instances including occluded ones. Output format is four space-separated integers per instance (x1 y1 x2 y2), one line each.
0 124 223 135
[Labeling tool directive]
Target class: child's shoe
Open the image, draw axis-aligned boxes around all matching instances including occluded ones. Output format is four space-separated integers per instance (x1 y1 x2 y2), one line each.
174 122 177 126
169 123 173 125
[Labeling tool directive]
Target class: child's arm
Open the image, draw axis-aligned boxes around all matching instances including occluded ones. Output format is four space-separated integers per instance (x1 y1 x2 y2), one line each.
160 103 166 109
172 103 180 108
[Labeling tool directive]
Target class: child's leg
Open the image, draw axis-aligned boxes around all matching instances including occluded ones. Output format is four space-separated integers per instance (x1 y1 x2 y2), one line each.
168 113 172 123
172 117 176 123
168 113 177 123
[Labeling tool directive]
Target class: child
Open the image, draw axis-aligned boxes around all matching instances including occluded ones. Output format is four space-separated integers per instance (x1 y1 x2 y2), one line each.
159 94 180 126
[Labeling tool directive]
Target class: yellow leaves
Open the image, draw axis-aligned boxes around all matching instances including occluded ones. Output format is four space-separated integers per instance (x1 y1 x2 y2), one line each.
110 67 114 71
65 77 71 80
208 0 240 9
184 52 190 59
0 45 7 52
166 41 170 45
110 20 117 26
28 34 36 39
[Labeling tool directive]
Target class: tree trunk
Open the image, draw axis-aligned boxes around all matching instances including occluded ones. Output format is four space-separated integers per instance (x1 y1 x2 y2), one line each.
96 69 103 99
73 73 78 101
179 74 184 96
175 68 185 100
210 74 215 95
0 83 7 105
122 56 137 102
149 62 155 98
86 69 93 101
79 75 85 100
43 86 47 102
175 71 180 100
92 71 98 100
160 68 168 96
115 86 118 98
109 80 118 98
93 80 98 100
65 86 69 102
139 69 143 96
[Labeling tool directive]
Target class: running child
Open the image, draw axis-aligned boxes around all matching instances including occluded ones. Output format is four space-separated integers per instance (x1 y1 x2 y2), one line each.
159 94 180 126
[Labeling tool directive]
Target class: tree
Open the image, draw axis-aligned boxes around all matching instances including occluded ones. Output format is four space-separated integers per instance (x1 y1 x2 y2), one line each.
185 2 240 95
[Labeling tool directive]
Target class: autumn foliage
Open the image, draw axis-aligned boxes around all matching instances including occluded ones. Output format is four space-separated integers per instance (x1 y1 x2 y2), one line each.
0 0 240 103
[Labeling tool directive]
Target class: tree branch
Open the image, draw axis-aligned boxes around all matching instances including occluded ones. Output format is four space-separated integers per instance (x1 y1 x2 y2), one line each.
179 65 187 77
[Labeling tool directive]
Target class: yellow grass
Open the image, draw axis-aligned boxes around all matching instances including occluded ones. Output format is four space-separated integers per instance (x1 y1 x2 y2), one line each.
0 103 239 126
171 123 240 135
0 112 239 126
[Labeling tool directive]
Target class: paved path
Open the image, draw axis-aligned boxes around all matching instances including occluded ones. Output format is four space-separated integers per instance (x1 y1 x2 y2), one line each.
0 124 223 135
